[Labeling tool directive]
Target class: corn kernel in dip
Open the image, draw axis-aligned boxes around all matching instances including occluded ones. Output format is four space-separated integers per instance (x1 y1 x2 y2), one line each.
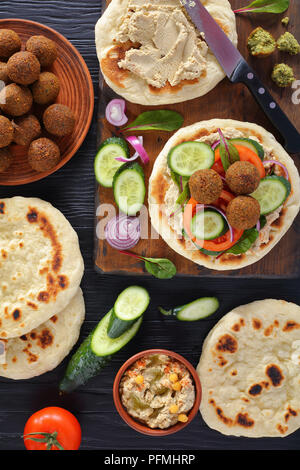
119 354 195 429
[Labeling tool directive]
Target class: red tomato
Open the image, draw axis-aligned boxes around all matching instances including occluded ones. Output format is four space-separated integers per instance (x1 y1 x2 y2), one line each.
23 407 81 451
214 144 266 178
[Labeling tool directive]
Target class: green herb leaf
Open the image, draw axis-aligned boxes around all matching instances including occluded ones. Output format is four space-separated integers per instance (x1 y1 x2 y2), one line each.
176 177 190 205
226 228 259 255
144 258 177 279
234 0 289 14
218 129 240 171
123 110 184 133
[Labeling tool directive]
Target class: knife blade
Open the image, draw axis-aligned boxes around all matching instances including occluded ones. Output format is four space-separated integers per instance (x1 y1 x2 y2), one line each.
181 0 300 154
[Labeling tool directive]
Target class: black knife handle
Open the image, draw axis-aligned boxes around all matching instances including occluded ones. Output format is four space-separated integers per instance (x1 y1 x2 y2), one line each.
231 60 300 154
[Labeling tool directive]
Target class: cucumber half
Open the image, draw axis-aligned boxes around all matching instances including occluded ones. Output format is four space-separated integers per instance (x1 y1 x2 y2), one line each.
59 310 143 393
250 175 291 215
191 209 227 241
94 137 129 187
91 310 143 356
159 297 219 322
167 141 215 177
113 162 146 216
107 286 150 339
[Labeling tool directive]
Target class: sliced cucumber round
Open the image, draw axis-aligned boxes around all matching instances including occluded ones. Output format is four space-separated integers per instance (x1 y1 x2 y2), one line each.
177 297 219 321
229 138 265 160
250 175 291 215
167 141 215 177
191 209 227 241
94 137 129 188
91 309 143 357
113 162 145 216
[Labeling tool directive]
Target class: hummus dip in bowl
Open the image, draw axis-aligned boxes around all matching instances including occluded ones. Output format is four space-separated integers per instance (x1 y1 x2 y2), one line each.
113 349 201 436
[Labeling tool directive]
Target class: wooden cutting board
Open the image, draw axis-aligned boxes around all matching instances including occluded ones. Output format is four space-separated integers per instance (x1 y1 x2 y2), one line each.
95 0 300 278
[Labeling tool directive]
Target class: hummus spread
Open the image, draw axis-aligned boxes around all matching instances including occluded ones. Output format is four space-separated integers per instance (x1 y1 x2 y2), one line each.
120 353 195 429
116 0 208 88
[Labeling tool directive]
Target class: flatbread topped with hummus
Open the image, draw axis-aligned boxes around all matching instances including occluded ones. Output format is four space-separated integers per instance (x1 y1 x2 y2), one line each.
95 0 237 105
148 119 300 271
0 289 85 380
197 299 300 438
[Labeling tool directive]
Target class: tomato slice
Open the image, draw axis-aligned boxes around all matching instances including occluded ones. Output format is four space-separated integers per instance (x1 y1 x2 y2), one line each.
183 196 243 252
214 144 266 178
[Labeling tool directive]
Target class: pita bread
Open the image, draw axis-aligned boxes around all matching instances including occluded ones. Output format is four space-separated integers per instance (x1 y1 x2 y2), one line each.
148 119 300 271
197 299 300 438
0 289 85 380
95 0 237 105
0 197 84 338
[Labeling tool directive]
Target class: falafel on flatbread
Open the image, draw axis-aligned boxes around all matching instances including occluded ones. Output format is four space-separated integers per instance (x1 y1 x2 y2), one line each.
197 299 300 438
148 119 300 271
95 0 237 105
0 289 85 380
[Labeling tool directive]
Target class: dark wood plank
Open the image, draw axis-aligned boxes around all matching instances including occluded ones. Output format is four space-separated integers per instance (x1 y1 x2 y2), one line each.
0 0 299 451
95 0 300 278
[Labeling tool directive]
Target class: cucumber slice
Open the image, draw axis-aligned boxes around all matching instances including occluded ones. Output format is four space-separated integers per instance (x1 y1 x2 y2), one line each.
229 138 265 160
159 297 219 322
167 142 215 177
191 209 227 241
250 175 291 215
94 137 129 187
107 286 150 339
91 309 143 356
113 162 145 216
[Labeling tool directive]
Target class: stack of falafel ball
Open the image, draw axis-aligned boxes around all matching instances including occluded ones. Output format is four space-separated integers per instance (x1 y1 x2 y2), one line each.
189 162 261 231
0 29 76 174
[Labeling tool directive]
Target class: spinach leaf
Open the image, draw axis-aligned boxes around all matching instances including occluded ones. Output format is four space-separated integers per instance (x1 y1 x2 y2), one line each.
218 128 240 171
234 0 289 14
144 257 177 279
226 228 259 255
123 110 184 132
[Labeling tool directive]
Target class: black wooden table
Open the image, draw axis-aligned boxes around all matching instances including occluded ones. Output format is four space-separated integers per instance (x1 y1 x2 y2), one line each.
0 0 299 451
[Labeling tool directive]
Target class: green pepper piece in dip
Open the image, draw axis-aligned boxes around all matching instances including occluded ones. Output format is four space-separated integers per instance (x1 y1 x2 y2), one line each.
247 27 276 57
271 63 295 87
277 32 300 55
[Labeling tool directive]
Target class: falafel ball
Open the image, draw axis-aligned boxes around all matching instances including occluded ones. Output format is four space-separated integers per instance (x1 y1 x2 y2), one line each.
0 62 10 84
0 147 13 172
0 115 14 148
43 104 75 137
13 114 41 146
225 161 261 195
7 51 41 86
28 137 60 172
0 83 33 117
226 196 260 230
25 35 58 67
31 72 60 105
0 29 21 60
189 169 223 204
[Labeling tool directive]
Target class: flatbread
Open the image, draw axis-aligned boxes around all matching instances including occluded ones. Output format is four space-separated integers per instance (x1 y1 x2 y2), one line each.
0 197 84 338
0 289 85 380
148 119 300 271
197 299 300 438
95 0 237 105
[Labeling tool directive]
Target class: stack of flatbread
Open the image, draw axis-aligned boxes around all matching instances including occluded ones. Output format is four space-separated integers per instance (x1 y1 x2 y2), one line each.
0 197 85 380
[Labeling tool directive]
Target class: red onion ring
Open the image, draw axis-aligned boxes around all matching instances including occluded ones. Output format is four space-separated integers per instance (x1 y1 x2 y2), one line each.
105 215 141 250
195 204 234 243
105 99 128 127
263 160 289 180
125 135 150 164
256 219 261 232
115 136 143 163
211 140 220 150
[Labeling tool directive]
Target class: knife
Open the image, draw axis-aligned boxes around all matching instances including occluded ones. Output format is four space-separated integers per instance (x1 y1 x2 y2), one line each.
181 0 300 154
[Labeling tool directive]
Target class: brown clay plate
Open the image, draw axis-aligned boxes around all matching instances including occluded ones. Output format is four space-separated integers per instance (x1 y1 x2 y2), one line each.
0 18 94 186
